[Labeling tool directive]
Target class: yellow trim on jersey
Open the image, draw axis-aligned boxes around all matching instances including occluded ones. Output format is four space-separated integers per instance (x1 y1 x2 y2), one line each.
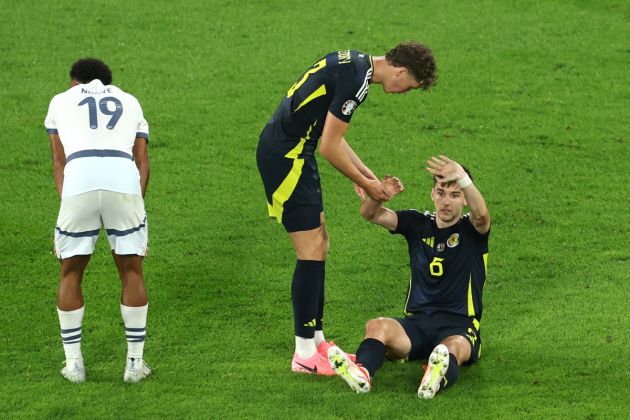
467 276 476 317
294 84 327 113
267 123 316 222
472 318 480 331
287 58 327 98
483 253 488 272
403 275 413 316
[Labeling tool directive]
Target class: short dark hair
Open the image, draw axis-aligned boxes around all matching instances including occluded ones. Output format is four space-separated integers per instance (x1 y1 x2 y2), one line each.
70 58 112 85
386 42 437 90
433 165 473 187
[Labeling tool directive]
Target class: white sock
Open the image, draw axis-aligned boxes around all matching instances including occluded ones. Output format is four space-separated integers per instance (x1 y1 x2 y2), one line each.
295 336 317 359
121 303 148 360
57 306 84 362
314 330 326 347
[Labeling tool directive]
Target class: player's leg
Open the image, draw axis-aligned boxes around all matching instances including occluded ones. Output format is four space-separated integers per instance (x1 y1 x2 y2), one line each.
102 191 151 383
438 335 471 387
288 215 334 375
257 148 333 374
329 317 412 393
359 317 412 376
58 255 91 310
54 191 100 383
313 214 330 350
112 253 151 383
419 321 478 399
57 255 91 383
112 253 148 306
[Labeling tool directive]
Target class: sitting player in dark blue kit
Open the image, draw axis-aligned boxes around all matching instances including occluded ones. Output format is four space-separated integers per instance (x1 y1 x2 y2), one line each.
328 156 491 398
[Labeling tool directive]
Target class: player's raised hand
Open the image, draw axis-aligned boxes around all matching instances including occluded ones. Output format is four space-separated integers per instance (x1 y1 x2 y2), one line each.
382 175 404 198
364 179 392 202
426 155 467 184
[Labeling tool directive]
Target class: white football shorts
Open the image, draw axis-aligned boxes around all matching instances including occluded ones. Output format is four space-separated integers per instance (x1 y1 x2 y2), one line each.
54 190 148 259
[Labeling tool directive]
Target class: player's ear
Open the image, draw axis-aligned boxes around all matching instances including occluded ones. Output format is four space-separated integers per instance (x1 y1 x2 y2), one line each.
70 79 79 87
396 67 408 78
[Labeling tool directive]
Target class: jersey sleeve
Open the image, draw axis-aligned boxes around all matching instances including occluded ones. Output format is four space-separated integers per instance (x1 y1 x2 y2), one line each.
391 209 424 237
44 97 58 135
462 214 490 247
135 100 150 142
328 66 368 123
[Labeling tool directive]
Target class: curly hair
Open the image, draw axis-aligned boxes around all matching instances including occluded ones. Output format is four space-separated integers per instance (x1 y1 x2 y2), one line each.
70 58 113 85
385 42 437 90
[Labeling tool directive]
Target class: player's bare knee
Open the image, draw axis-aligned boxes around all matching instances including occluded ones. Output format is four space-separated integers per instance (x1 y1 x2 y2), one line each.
441 335 471 364
365 318 389 340
303 230 328 260
321 223 330 254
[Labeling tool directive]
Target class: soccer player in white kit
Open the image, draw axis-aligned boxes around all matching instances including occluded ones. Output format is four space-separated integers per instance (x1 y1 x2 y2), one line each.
45 58 151 383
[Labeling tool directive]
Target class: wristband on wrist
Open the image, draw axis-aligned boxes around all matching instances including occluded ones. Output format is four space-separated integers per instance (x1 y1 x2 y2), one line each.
457 174 473 188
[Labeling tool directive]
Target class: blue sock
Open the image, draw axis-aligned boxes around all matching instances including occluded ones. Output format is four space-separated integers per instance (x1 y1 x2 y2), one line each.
441 353 460 389
291 260 324 338
356 338 386 377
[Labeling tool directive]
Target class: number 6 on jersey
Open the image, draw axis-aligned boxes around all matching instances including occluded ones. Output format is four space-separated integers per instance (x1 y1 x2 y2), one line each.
429 257 444 277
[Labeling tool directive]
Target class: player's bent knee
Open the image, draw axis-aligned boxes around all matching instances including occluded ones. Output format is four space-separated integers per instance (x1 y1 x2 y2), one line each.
441 335 472 364
365 318 390 339
295 230 328 260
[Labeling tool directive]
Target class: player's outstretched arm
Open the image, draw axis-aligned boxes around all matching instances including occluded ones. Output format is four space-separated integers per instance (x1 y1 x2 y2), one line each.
341 138 377 181
320 112 391 201
426 155 490 234
360 175 404 231
342 138 378 199
49 134 65 197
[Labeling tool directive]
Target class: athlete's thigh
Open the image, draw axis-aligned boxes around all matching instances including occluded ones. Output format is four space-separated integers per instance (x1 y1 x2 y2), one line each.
440 335 472 365
100 191 148 256
434 314 480 365
54 191 101 259
373 318 412 360
394 314 435 361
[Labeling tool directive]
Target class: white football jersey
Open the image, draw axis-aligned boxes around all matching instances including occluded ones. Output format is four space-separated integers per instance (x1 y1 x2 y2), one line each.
44 79 149 197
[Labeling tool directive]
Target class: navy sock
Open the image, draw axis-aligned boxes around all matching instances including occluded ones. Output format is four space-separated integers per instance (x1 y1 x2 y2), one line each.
441 353 460 389
291 260 324 338
315 261 325 331
355 338 386 378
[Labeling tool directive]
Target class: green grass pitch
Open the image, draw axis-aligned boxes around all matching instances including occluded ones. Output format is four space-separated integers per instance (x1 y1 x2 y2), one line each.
0 0 628 418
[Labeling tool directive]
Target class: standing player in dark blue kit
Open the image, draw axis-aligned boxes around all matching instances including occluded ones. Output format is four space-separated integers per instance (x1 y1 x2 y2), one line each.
328 156 491 398
257 43 437 375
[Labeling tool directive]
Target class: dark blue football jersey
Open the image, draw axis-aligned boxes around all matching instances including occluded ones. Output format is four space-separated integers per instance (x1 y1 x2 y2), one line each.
259 50 373 157
392 210 490 321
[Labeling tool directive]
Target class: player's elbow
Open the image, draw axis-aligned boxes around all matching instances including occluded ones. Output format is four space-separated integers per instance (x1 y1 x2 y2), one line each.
473 213 491 234
319 142 332 160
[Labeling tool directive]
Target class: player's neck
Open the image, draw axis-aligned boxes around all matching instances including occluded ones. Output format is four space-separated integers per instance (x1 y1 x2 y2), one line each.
435 215 461 229
371 56 389 84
